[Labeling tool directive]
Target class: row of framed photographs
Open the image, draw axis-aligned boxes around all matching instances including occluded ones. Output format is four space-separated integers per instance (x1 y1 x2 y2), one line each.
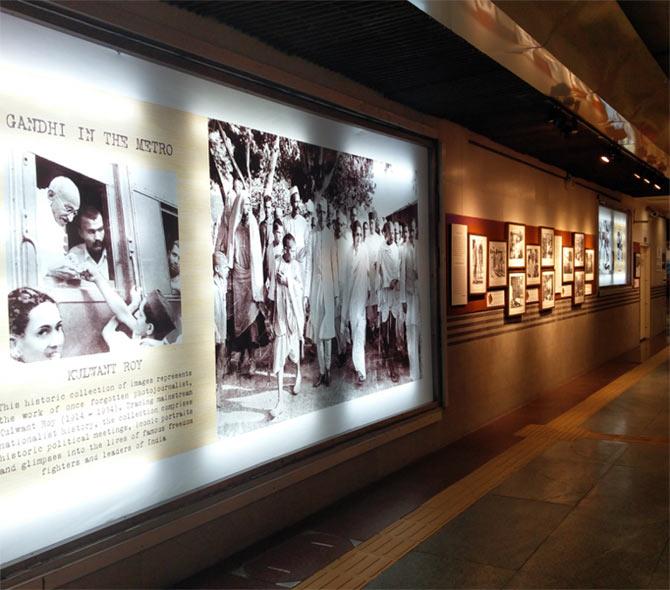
501 268 587 317
468 226 594 295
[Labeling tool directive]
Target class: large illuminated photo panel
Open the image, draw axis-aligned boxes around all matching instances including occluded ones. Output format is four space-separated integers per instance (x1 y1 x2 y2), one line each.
598 205 628 286
210 120 425 437
0 12 437 570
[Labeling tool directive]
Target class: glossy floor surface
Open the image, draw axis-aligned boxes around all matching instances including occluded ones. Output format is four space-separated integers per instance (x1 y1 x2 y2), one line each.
178 337 669 589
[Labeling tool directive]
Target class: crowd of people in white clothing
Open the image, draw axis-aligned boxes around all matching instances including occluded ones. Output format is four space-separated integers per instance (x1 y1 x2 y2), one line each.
212 180 421 410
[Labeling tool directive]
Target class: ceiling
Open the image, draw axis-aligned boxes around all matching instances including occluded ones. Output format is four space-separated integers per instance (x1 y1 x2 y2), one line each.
618 0 669 76
168 0 668 198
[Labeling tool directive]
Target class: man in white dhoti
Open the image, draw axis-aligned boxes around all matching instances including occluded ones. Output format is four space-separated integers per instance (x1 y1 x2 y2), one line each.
213 251 229 386
227 191 266 375
308 197 339 387
366 215 383 343
379 221 401 383
271 233 304 409
333 212 352 366
404 224 421 380
341 221 369 385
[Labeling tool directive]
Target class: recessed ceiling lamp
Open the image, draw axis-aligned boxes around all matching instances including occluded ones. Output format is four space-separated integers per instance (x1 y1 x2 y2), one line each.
633 173 641 179
653 183 661 190
643 178 650 184
600 155 610 163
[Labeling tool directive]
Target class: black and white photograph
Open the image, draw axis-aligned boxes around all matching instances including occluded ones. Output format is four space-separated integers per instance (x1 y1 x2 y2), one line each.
5 151 182 362
574 232 585 268
507 223 525 269
541 270 555 310
507 271 526 316
526 244 541 286
599 212 612 276
613 215 627 275
585 248 595 281
469 234 487 295
209 119 423 437
563 246 574 282
488 240 507 288
540 227 554 267
573 270 585 305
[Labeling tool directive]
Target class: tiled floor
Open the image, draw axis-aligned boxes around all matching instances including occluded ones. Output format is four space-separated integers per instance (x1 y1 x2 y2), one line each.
177 337 668 590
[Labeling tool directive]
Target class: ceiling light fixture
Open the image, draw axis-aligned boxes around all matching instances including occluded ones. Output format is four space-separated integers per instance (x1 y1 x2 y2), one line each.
633 173 641 179
600 155 610 163
643 178 650 184
653 183 661 190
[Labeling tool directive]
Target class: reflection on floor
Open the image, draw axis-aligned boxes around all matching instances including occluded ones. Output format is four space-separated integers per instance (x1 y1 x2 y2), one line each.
180 335 668 589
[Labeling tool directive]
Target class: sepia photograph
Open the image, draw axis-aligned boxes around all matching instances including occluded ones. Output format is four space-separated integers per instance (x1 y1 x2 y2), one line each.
469 234 487 295
526 244 541 286
562 246 574 282
540 227 554 267
574 232 585 268
507 223 525 269
585 248 595 281
209 118 423 437
5 151 182 362
507 271 526 317
573 270 585 305
541 270 555 310
488 240 507 288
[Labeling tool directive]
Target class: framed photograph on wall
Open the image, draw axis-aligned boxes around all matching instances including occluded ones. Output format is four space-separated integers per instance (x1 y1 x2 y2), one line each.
488 240 507 288
526 288 539 304
563 246 574 282
585 248 595 281
469 233 487 295
526 244 541 286
541 270 555 310
574 232 585 268
573 270 585 304
507 271 526 316
540 227 554 267
507 223 525 269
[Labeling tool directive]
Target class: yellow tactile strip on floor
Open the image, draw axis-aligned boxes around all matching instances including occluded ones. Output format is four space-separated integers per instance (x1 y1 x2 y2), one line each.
296 347 668 590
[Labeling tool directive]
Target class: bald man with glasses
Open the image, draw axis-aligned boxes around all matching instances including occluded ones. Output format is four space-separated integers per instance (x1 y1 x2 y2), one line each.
35 176 81 283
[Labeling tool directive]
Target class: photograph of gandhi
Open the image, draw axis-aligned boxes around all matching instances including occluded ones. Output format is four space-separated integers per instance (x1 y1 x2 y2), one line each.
209 119 423 437
5 151 182 361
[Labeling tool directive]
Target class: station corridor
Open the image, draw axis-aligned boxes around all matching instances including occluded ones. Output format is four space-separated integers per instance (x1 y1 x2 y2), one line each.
179 336 669 589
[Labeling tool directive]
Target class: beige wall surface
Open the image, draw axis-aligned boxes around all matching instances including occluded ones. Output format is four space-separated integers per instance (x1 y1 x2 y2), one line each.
3 2 666 589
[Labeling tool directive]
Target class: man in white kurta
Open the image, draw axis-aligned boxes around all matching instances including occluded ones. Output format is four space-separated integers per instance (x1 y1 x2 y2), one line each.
282 186 310 285
365 216 383 341
213 251 229 386
333 212 352 366
308 198 339 387
403 225 420 380
341 221 369 384
379 221 401 383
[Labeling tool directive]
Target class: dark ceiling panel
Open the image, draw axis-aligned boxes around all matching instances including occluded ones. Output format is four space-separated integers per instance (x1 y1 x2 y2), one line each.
618 0 669 77
168 0 668 197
